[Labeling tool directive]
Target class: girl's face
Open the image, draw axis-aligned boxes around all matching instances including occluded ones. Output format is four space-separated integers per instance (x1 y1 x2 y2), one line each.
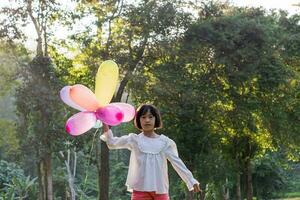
140 110 156 132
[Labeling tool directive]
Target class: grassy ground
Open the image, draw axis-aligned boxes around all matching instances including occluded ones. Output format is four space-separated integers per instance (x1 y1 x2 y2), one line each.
278 166 300 200
273 192 300 200
276 198 300 200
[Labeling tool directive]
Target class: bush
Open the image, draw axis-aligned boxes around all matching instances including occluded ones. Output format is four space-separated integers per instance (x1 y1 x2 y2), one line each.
0 160 37 199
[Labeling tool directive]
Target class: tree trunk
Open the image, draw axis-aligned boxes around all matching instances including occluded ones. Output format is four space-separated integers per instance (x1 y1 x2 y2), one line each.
245 158 253 200
187 191 193 200
38 153 53 200
199 190 205 200
60 150 76 200
222 178 230 200
236 157 241 200
99 140 109 200
65 161 76 200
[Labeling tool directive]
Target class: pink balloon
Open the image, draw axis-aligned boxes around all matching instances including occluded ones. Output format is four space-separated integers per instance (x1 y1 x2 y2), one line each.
110 103 135 122
65 112 97 136
60 86 85 111
95 105 124 126
69 84 100 111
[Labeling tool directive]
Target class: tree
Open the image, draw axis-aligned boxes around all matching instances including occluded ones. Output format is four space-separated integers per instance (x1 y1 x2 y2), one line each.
0 42 29 162
181 6 299 200
0 160 37 199
1 1 69 199
53 0 192 199
129 3 300 199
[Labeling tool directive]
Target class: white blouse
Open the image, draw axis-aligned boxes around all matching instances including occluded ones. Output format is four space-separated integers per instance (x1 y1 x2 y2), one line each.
100 130 199 194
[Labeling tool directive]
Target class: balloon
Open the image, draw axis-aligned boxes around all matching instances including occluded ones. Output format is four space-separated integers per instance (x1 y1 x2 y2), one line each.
60 60 136 136
60 86 85 111
95 104 124 126
110 103 135 122
95 60 119 107
69 84 100 111
65 112 97 136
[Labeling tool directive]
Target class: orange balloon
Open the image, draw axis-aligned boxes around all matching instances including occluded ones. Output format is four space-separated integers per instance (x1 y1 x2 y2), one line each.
69 84 100 111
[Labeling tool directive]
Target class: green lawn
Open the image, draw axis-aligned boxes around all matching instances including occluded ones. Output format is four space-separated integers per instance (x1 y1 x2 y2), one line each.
273 192 300 200
278 198 300 200
274 193 300 200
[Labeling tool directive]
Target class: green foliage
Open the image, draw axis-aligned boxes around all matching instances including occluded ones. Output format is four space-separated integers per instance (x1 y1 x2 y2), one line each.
52 156 68 199
3 176 37 199
0 42 29 97
0 4 27 41
168 165 187 200
283 164 300 197
1 1 299 199
0 119 20 161
77 158 98 200
0 160 37 199
14 55 69 179
129 4 300 199
109 162 130 199
0 160 24 189
0 42 29 162
52 150 99 200
272 163 300 198
49 46 95 88
0 95 16 120
252 152 288 199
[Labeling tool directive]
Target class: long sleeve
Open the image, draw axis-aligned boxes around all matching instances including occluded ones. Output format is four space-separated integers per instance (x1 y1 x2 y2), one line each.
165 140 199 190
100 129 133 150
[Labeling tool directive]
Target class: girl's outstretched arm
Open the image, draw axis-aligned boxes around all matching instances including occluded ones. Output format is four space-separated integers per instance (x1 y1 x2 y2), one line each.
100 123 133 150
165 140 200 192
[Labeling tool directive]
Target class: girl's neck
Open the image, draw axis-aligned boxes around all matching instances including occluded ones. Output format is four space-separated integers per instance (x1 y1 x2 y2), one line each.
142 130 156 138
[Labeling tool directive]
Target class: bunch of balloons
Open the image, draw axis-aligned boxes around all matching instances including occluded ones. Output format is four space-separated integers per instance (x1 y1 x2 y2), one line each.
60 60 135 136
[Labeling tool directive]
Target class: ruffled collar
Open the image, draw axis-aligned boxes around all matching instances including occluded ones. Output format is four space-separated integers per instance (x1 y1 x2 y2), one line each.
136 133 169 154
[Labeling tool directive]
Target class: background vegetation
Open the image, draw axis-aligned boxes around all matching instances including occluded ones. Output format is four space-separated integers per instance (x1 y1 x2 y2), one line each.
0 0 299 199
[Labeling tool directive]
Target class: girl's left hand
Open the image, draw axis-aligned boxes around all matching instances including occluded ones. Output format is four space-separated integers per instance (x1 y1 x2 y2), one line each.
102 123 110 133
193 183 201 193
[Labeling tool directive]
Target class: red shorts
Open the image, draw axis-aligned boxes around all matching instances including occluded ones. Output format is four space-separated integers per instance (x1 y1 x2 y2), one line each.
131 190 169 200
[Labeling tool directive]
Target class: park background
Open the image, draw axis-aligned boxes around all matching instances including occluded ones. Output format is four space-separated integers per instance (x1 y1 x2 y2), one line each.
0 0 299 199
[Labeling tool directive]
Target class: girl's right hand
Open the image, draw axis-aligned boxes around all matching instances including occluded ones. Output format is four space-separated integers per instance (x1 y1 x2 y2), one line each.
102 123 110 132
193 183 201 193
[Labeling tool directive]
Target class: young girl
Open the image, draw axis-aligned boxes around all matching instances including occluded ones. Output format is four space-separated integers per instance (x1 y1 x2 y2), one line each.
100 104 201 200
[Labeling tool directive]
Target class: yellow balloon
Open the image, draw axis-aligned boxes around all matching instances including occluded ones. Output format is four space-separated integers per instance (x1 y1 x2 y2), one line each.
95 60 119 107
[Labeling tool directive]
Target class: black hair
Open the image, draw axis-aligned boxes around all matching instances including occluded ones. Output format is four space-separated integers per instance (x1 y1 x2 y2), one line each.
134 104 162 130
